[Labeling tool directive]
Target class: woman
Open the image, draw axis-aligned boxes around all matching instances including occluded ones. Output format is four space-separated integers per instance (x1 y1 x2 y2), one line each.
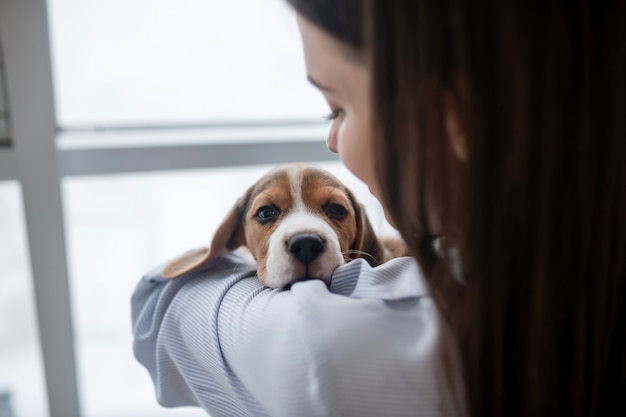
132 1 626 416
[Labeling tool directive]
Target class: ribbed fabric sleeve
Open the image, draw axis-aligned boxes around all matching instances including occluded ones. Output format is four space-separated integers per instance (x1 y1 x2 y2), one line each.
132 249 460 416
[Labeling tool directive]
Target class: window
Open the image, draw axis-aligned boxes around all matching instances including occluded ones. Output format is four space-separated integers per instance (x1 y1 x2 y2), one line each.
48 0 328 127
0 182 48 417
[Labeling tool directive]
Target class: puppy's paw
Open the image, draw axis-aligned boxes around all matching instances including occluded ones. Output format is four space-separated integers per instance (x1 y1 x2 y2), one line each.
379 236 409 262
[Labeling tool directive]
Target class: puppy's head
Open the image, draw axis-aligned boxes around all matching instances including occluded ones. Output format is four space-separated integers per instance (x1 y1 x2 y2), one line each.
163 164 385 288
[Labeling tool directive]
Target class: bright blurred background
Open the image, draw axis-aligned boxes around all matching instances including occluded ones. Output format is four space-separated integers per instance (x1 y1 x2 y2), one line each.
0 1 395 416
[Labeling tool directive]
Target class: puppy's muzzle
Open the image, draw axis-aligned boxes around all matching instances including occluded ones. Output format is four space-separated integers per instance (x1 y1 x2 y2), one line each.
287 233 324 265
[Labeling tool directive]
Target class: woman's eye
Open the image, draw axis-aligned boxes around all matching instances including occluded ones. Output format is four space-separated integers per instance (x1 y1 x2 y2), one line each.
256 206 279 222
324 109 341 122
325 203 347 219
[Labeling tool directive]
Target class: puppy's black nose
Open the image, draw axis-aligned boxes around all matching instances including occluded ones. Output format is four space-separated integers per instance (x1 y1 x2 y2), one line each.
287 233 324 265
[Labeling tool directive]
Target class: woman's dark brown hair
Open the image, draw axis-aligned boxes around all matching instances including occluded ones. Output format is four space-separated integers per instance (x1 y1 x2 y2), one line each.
288 1 626 416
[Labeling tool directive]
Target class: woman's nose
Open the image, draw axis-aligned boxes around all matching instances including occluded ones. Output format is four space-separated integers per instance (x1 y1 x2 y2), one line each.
326 132 338 154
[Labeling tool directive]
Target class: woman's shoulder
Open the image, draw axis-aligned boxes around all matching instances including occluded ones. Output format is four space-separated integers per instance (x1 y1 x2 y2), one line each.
214 255 449 416
330 256 429 299
207 255 435 344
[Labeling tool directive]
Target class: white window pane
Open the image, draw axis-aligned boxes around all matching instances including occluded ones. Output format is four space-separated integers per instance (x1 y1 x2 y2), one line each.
0 181 49 417
48 0 329 126
62 162 392 417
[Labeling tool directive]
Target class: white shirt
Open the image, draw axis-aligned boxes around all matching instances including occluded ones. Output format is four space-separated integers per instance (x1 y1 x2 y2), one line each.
132 249 461 417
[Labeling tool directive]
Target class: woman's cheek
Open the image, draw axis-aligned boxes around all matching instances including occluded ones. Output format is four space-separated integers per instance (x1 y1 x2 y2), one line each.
338 120 375 187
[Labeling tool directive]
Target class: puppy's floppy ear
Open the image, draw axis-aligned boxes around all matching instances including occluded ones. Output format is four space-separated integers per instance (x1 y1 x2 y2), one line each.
350 200 386 267
162 199 247 279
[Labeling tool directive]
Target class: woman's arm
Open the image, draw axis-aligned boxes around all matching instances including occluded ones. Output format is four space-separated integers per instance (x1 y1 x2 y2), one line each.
132 249 449 417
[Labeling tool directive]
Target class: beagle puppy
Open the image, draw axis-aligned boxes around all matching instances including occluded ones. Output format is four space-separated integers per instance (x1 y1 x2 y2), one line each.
163 163 407 288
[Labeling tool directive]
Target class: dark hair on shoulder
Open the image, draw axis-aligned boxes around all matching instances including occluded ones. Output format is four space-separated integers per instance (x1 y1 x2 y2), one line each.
287 1 626 417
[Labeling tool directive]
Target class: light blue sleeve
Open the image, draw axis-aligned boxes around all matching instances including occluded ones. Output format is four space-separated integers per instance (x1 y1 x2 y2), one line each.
132 249 454 417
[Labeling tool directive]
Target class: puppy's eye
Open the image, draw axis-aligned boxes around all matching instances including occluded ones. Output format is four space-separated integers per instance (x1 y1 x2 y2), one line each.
256 205 279 223
325 203 347 220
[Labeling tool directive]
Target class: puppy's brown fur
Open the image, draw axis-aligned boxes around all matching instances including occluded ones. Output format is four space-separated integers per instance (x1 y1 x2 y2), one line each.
163 164 407 288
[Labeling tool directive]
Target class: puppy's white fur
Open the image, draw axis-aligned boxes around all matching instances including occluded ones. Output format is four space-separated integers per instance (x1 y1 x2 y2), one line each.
266 210 345 288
